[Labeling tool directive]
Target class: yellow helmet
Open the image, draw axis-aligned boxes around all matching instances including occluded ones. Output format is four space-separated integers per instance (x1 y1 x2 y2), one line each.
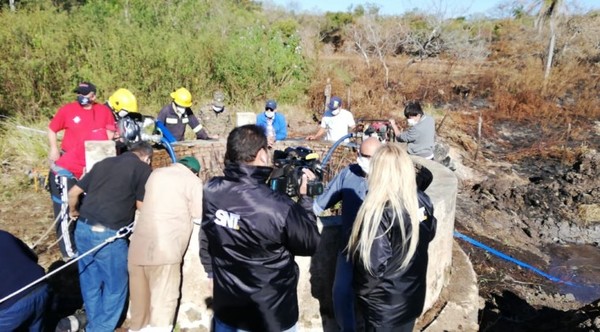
170 87 193 108
108 88 138 113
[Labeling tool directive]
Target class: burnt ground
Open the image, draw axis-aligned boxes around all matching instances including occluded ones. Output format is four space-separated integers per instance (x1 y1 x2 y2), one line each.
449 118 600 331
1 112 599 331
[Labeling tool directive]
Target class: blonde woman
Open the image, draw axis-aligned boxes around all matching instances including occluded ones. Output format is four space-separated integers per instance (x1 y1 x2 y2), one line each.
348 143 437 332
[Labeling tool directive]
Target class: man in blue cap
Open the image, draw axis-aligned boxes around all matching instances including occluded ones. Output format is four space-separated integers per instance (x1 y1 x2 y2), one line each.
256 99 287 146
306 96 355 142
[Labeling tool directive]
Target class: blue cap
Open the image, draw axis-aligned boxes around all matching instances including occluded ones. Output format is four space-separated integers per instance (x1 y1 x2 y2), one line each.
328 96 342 110
265 100 277 110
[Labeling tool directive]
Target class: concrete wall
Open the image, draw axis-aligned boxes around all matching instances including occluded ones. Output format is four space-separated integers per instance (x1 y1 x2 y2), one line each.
151 139 458 331
415 157 458 313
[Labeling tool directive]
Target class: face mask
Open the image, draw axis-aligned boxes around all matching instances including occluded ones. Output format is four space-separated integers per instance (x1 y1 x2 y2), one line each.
77 95 91 106
212 105 224 113
265 110 275 119
407 118 418 126
357 156 370 175
332 109 340 116
117 110 129 118
175 106 186 115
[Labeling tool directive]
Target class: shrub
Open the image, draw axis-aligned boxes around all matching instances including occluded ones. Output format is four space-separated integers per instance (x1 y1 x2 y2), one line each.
0 0 312 118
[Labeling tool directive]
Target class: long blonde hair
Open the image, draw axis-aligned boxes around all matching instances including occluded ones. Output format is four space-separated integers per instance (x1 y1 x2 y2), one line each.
347 143 420 274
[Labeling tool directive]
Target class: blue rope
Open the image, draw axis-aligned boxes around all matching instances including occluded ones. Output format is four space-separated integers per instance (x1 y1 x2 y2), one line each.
454 231 581 287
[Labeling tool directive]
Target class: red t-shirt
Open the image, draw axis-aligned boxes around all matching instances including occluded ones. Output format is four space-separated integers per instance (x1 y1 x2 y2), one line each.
49 102 116 178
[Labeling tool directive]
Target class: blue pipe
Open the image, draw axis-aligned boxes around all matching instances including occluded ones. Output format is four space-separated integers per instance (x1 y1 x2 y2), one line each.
160 137 177 163
321 133 354 168
154 120 177 163
155 120 177 144
454 231 581 287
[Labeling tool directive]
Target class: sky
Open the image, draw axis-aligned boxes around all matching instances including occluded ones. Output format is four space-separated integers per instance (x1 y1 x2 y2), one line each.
267 0 600 17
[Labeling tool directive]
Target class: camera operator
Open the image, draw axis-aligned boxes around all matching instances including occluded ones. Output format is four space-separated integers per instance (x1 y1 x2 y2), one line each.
200 124 320 332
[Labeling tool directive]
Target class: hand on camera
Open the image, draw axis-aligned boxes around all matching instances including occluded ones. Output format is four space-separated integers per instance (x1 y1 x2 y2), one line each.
299 168 317 196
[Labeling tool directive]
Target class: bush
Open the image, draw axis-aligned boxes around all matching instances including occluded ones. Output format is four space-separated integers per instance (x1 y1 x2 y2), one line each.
0 0 312 118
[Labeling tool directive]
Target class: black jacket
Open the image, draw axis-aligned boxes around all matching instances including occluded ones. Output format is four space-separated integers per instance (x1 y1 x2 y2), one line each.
201 163 320 331
353 190 437 329
0 231 46 310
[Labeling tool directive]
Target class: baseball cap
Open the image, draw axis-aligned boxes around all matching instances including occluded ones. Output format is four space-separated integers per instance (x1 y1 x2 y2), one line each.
328 96 342 111
265 100 277 110
73 82 97 95
178 156 201 174
213 91 225 108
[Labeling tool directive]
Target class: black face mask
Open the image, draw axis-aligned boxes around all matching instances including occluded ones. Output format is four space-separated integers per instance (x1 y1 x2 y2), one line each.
77 95 91 106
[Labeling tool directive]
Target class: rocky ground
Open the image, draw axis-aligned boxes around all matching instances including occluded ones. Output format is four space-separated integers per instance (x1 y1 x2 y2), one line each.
446 117 600 331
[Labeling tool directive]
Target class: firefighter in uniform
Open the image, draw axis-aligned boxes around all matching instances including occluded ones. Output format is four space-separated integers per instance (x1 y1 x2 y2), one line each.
106 88 144 153
157 87 216 141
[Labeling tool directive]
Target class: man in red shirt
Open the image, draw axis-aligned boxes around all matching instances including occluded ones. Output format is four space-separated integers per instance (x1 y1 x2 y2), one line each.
47 81 116 260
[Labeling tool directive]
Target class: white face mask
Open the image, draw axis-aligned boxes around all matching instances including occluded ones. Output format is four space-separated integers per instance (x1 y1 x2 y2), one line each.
265 110 275 119
331 109 341 116
357 156 370 175
212 105 224 113
175 106 186 115
407 118 418 126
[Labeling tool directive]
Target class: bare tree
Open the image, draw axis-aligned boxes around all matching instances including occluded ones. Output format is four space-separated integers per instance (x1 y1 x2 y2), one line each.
347 23 371 67
345 14 403 87
513 0 568 82
534 0 565 81
443 17 491 61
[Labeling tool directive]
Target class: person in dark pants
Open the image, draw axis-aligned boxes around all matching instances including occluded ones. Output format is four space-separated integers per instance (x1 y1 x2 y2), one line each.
48 81 116 260
201 125 320 332
347 143 437 332
312 137 381 332
0 230 48 331
67 142 153 332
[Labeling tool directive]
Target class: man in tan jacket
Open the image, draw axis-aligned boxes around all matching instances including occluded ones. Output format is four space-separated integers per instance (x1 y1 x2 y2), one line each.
127 156 203 332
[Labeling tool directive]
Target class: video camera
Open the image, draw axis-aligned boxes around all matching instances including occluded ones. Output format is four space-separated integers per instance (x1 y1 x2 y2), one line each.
269 147 324 197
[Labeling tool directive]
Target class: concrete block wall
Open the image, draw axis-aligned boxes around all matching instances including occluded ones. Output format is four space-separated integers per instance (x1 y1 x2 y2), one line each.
150 139 459 331
152 139 358 181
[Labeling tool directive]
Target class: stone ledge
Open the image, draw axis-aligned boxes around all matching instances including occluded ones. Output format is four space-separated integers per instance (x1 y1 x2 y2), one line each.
420 241 480 332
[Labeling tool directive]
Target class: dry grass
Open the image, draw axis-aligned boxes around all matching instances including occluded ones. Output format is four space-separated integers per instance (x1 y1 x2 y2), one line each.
305 44 599 162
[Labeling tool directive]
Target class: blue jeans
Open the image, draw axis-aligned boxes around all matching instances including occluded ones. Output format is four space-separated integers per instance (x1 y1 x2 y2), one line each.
75 220 128 332
333 253 356 332
213 317 298 332
0 283 48 332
